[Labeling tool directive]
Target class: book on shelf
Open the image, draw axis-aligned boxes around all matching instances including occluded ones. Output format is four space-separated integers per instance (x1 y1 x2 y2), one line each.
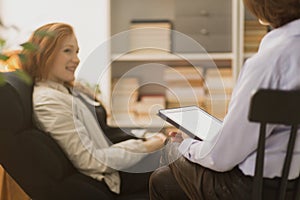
133 94 166 127
164 66 204 86
111 77 139 114
244 20 268 53
165 87 205 102
129 19 172 54
204 67 233 119
167 101 205 109
134 95 166 116
139 95 166 105
205 68 233 92
205 67 232 76
164 66 205 107
204 96 230 120
110 78 167 127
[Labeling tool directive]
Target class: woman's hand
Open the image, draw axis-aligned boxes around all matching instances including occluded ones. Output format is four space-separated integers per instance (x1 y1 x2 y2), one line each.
168 131 184 143
143 133 167 152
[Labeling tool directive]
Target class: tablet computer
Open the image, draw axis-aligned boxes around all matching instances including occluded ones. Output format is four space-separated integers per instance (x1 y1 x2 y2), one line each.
158 106 222 141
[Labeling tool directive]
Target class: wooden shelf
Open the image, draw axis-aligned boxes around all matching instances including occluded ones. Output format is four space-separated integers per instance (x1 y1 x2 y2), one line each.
111 52 233 62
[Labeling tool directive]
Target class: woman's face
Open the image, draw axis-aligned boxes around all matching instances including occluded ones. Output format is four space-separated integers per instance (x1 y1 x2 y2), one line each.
48 34 80 83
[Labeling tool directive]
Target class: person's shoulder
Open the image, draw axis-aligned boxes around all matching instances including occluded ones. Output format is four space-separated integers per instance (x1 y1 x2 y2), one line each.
34 83 56 94
33 84 71 105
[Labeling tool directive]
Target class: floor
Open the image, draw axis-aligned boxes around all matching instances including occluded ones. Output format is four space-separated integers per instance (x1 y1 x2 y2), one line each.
0 165 30 200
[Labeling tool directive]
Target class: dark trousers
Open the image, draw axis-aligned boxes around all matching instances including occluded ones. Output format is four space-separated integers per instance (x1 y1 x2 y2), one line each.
149 165 190 200
118 150 161 196
95 151 161 199
149 141 298 200
91 171 152 199
119 171 151 195
149 161 251 200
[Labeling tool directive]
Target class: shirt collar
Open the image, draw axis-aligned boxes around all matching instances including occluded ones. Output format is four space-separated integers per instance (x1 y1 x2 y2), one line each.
35 80 71 94
259 18 300 51
282 18 300 36
265 19 300 38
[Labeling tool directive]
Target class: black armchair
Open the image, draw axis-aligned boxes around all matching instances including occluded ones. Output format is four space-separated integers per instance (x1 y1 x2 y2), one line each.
0 72 149 200
248 89 300 200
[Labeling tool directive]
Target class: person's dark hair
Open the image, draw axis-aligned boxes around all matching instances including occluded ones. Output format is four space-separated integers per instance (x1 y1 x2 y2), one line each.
21 22 74 81
243 0 300 28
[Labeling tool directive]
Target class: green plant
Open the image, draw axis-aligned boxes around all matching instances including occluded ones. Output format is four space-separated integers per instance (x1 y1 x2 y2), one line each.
0 19 54 86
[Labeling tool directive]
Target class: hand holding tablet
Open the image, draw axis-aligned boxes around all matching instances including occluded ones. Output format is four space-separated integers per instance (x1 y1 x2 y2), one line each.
158 106 222 141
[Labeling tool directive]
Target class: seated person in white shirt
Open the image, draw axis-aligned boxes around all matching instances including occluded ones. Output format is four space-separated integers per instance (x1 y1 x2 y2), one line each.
20 22 166 198
149 0 300 199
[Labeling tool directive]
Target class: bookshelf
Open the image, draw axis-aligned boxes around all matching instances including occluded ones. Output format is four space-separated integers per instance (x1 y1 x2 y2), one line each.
105 0 265 128
239 2 269 61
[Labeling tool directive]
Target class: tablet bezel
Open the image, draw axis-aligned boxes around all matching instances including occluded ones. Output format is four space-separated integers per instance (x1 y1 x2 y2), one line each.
158 105 222 140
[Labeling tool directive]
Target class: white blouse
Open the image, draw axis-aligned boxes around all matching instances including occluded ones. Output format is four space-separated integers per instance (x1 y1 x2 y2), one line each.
178 19 300 179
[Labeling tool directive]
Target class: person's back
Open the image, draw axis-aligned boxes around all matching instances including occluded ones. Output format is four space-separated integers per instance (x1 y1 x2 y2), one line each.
149 0 300 199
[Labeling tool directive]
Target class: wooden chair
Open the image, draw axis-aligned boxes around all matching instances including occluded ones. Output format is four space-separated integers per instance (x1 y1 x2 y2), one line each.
248 89 300 200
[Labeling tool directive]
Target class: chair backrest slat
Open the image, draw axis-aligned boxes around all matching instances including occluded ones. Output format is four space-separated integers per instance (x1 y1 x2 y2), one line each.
278 125 298 200
252 123 267 200
249 89 300 124
248 89 300 200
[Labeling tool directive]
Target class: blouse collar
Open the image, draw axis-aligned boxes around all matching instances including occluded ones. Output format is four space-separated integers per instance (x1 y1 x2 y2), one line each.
35 80 71 94
259 18 300 52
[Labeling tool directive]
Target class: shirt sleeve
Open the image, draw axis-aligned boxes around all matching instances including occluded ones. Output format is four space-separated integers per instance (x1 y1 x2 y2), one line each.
178 59 278 172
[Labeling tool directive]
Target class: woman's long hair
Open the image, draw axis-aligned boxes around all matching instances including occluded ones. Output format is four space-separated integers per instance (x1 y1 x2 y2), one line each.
21 22 74 81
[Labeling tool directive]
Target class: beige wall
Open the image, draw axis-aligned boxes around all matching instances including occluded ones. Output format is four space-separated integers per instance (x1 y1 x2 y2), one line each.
0 0 111 109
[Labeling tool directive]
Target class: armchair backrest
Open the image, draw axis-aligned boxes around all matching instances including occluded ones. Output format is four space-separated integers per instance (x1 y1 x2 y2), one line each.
248 89 300 200
0 72 150 200
0 72 33 134
0 72 76 199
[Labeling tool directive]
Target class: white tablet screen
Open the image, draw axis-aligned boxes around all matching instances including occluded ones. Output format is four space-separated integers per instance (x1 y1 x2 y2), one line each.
158 106 222 141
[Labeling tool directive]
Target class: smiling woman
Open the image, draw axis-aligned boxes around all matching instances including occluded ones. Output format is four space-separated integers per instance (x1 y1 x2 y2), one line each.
21 23 79 82
46 33 80 83
19 22 166 198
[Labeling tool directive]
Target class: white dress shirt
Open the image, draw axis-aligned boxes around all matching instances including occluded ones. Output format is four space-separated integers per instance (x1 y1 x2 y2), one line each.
179 19 300 179
33 80 148 193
